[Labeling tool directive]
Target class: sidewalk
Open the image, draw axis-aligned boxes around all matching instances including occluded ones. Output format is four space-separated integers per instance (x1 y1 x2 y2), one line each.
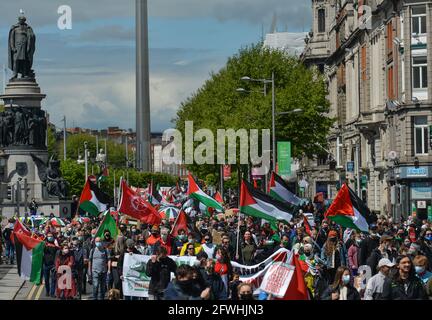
0 264 25 300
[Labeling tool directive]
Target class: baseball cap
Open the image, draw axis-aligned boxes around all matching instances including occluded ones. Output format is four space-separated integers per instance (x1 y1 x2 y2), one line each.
378 258 395 268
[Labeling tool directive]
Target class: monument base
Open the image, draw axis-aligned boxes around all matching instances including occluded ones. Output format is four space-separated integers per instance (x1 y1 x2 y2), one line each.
0 199 73 220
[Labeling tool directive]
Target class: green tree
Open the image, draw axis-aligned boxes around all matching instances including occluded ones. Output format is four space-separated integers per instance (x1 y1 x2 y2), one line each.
60 159 86 197
174 43 334 180
61 133 127 168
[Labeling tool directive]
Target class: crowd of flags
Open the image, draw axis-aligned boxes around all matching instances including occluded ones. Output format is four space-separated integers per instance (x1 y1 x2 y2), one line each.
11 168 375 300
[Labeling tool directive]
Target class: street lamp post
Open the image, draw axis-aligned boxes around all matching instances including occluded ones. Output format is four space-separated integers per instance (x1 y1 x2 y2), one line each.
84 141 88 180
238 74 303 173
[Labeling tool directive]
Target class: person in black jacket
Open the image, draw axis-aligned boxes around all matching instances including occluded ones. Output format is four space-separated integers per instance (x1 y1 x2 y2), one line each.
321 266 360 300
43 233 58 297
359 224 380 265
146 246 177 300
199 259 228 300
366 235 394 276
380 255 428 300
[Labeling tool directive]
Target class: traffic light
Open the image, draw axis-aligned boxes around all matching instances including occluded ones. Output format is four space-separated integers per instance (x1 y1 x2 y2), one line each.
361 189 367 202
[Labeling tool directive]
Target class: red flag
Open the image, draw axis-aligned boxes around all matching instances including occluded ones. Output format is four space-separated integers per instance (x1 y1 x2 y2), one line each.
170 210 188 237
11 219 32 244
277 254 310 300
214 191 223 204
253 179 258 189
303 216 312 236
313 192 324 203
118 180 161 225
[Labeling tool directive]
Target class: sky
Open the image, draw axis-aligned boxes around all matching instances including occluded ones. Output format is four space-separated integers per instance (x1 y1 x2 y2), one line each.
0 0 311 132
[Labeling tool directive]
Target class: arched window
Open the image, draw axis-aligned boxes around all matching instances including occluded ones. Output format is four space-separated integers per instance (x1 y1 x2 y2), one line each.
318 9 326 33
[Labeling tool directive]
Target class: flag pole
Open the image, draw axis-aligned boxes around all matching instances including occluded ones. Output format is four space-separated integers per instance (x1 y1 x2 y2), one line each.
117 176 123 210
236 211 241 260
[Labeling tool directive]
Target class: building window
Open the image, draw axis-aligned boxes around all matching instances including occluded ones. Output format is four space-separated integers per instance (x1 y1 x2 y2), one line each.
413 116 429 155
387 65 394 99
412 56 428 89
412 6 427 35
318 9 326 33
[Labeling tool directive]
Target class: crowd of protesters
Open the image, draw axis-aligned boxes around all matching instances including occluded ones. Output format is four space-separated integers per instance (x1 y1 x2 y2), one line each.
1 194 432 301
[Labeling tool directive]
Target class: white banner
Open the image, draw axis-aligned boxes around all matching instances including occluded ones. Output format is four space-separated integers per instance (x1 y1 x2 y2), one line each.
259 262 295 298
231 248 291 291
122 254 197 298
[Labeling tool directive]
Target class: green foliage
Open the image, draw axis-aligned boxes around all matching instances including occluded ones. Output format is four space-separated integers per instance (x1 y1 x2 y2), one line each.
61 133 127 168
205 173 216 186
174 43 334 180
60 159 86 197
60 158 178 199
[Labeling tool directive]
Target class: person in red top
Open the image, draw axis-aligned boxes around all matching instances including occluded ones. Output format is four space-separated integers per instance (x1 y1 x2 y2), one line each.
55 244 77 299
214 247 232 294
146 225 163 255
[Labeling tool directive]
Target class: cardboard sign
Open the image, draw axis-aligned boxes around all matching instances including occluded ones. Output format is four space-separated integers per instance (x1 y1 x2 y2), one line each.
259 262 294 298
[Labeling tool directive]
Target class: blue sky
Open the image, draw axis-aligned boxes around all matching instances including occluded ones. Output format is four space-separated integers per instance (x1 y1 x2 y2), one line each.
0 0 311 131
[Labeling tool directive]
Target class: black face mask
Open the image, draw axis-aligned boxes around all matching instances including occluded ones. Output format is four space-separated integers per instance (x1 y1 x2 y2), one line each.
239 293 254 300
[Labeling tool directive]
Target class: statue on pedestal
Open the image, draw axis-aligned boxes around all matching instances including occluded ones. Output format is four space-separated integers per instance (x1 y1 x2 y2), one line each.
31 154 69 199
8 14 36 80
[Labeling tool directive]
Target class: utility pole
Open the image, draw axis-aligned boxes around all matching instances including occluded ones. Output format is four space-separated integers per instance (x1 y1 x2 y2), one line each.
24 178 28 214
356 142 361 196
63 116 67 161
125 135 129 167
220 165 224 199
16 179 21 217
96 135 99 156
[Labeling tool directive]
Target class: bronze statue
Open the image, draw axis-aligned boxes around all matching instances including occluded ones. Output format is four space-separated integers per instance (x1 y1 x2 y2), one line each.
31 154 69 199
8 15 36 80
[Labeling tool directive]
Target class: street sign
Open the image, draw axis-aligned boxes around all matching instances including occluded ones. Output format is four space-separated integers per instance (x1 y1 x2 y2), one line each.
417 201 427 209
346 161 355 172
277 141 291 176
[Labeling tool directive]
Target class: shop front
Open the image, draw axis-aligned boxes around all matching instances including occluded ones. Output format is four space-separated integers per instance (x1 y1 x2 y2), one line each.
396 166 432 221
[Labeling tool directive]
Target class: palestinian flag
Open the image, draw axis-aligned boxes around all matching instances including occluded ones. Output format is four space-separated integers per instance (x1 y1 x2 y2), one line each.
268 172 302 206
324 183 373 233
240 180 293 224
79 177 111 216
170 210 200 237
14 232 45 285
11 219 31 244
187 174 224 211
98 166 109 183
214 191 224 204
96 211 118 239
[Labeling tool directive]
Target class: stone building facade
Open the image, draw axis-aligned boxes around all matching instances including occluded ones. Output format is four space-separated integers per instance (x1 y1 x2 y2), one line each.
300 0 432 222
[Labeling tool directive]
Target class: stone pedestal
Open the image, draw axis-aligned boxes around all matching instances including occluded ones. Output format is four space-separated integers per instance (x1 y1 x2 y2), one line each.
0 78 55 219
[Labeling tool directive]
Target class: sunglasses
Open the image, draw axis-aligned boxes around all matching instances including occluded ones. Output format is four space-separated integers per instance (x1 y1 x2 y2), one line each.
188 247 194 250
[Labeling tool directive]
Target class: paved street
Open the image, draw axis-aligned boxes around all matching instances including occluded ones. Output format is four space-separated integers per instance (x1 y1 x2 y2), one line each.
0 264 93 300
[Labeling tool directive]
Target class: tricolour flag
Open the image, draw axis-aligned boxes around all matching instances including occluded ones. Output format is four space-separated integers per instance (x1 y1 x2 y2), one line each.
11 219 31 244
14 232 45 285
268 171 302 206
214 191 224 204
187 174 224 211
79 177 111 216
324 183 374 233
240 180 293 224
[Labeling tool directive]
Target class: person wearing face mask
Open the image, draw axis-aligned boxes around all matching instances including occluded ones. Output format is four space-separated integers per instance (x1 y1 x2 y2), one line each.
420 229 432 270
156 227 174 255
364 258 395 300
88 237 110 300
366 235 394 276
321 266 360 300
71 237 86 298
199 259 228 300
413 255 432 284
55 244 76 299
165 264 208 300
2 219 15 265
43 233 58 297
347 231 362 276
214 247 232 294
201 234 216 259
146 225 162 253
237 283 254 300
